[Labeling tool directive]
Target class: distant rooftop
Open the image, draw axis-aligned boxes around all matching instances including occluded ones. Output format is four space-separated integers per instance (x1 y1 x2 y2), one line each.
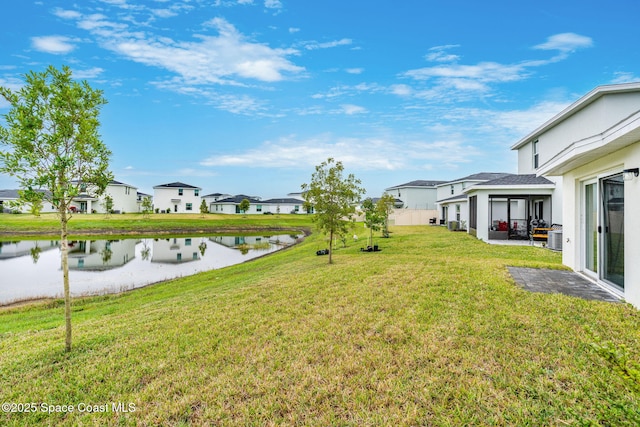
385 180 447 190
153 182 201 189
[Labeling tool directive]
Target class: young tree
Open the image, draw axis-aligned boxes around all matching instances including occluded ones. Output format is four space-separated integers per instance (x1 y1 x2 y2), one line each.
141 196 153 219
301 158 365 264
239 198 250 216
376 193 396 238
362 198 385 247
0 65 112 352
102 194 114 218
199 199 209 217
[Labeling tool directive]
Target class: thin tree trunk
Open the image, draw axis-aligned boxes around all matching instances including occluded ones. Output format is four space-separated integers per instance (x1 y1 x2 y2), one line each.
60 208 72 352
328 229 333 264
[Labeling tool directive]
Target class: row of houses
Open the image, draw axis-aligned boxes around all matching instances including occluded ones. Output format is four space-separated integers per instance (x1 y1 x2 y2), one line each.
0 181 308 216
384 82 639 308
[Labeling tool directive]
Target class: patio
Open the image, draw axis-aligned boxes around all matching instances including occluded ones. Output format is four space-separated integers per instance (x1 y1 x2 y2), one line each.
508 266 622 303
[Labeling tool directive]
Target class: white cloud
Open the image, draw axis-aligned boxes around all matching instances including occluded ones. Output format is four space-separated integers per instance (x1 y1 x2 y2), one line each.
611 71 640 84
151 9 178 18
303 38 352 50
72 67 105 79
68 12 304 85
31 35 77 54
264 0 282 9
534 32 593 53
341 104 367 115
399 33 594 101
425 45 461 62
289 27 300 34
346 68 363 74
390 84 412 96
199 134 480 171
53 8 82 19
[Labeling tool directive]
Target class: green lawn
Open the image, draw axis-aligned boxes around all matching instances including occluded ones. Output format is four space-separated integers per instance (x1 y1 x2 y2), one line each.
0 212 312 237
1 221 639 426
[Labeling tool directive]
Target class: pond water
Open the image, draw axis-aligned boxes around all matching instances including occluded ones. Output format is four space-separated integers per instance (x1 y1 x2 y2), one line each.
0 234 302 305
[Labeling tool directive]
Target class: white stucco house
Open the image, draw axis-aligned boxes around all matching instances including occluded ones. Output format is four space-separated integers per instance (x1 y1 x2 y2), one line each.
511 82 640 307
0 189 58 214
262 198 306 214
1 180 138 214
436 173 511 229
209 195 263 214
91 180 138 214
385 180 445 210
201 192 232 213
153 182 202 213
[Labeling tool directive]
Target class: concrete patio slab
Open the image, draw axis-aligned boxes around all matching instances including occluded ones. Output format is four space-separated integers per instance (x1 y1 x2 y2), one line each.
508 267 622 303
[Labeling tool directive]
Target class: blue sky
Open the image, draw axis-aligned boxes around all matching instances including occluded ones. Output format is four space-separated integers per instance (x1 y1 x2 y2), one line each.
1 0 639 198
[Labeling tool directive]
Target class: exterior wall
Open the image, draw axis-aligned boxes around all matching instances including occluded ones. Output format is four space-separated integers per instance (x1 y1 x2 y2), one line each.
386 187 438 210
439 201 468 229
561 142 640 306
154 187 201 213
262 203 303 214
0 198 58 214
517 140 535 174
95 184 138 213
518 93 640 174
389 209 438 226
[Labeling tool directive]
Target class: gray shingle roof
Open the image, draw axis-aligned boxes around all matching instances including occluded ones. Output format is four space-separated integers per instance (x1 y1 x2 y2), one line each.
442 172 512 184
473 174 554 186
215 195 262 204
386 179 447 190
153 182 201 189
262 198 304 204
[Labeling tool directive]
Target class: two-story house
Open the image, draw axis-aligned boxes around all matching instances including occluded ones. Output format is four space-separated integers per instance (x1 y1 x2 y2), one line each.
153 182 202 213
511 82 640 307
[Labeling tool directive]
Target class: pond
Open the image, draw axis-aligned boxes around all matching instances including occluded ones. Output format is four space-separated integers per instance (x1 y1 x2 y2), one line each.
0 233 303 305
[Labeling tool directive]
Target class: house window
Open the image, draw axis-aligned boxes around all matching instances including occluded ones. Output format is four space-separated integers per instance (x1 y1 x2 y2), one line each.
186 203 193 211
469 196 477 230
185 238 192 246
256 205 262 212
294 205 300 212
178 188 184 196
533 139 539 169
194 189 199 196
455 204 460 222
450 185 454 195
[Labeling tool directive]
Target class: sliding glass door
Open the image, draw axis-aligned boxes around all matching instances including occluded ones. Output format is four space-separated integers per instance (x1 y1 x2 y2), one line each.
601 174 624 288
582 174 624 289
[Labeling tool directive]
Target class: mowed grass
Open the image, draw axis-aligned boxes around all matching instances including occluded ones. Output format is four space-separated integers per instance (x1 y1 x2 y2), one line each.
0 212 312 236
1 224 640 426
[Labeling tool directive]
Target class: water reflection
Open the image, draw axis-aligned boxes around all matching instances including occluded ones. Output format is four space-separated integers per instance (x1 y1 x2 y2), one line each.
0 234 302 305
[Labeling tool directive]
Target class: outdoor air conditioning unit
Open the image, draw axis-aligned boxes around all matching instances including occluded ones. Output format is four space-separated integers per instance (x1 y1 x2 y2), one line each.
547 230 563 251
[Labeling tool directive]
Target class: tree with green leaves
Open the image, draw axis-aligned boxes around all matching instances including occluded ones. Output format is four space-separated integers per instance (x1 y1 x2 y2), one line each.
200 199 209 217
0 65 112 352
301 158 365 264
376 193 396 238
141 196 153 219
362 198 385 247
102 194 114 218
239 198 250 216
